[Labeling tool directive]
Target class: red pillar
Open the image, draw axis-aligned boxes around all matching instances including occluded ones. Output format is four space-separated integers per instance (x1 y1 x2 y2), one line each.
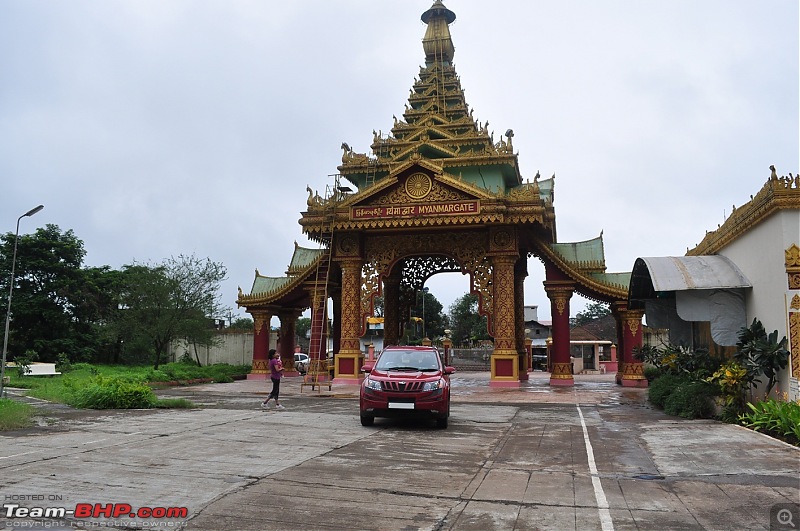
278 309 300 376
544 266 575 386
620 308 647 387
248 309 272 380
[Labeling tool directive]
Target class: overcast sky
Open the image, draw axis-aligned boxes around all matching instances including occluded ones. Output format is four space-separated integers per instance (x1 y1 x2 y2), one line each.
2 0 798 324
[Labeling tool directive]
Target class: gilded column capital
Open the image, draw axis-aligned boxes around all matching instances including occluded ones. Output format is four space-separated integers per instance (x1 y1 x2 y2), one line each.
620 309 645 330
249 309 273 336
544 281 574 317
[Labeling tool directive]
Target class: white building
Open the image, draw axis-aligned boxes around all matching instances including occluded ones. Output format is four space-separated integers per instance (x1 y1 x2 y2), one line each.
628 169 799 400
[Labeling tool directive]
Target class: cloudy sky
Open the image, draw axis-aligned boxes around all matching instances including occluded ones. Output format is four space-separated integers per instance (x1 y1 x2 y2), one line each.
2 0 797 324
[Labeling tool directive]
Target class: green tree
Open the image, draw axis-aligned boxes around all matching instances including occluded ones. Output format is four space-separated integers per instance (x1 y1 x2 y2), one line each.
113 255 229 369
295 317 311 340
410 290 447 339
447 293 490 345
0 224 115 362
572 302 610 326
229 317 254 331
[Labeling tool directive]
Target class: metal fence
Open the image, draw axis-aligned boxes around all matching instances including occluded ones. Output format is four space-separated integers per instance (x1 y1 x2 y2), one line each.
447 346 493 371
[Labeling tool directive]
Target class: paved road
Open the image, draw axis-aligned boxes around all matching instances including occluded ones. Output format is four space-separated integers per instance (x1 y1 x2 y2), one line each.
1 373 798 530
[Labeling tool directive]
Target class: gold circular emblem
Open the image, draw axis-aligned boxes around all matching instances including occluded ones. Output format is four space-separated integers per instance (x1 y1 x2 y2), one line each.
493 230 512 249
337 235 357 255
405 173 432 199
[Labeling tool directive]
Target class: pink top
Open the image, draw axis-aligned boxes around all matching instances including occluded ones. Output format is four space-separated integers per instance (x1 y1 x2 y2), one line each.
269 358 283 379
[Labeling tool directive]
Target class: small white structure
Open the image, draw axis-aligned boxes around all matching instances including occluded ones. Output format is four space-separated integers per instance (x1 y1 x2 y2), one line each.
20 362 61 376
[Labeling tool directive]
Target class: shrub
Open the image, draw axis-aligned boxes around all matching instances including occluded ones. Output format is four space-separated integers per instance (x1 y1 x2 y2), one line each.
706 361 750 420
648 373 691 409
56 353 72 373
68 376 157 409
664 381 717 419
643 366 661 383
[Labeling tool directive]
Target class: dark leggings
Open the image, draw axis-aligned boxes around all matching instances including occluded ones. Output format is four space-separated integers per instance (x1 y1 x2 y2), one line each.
268 378 281 401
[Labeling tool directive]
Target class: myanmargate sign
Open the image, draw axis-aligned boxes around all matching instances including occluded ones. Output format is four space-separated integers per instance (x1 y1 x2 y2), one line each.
351 200 480 220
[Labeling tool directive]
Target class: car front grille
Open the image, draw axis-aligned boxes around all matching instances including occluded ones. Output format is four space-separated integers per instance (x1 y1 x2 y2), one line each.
383 381 423 392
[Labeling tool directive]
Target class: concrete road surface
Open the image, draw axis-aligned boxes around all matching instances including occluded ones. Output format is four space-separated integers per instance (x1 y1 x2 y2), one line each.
1 372 798 530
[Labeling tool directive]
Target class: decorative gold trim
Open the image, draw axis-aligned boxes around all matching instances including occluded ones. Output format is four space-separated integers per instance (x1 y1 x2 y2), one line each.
790 311 800 378
535 238 628 300
551 362 573 379
251 359 269 373
787 244 800 268
689 172 800 256
787 244 800 290
621 362 646 380
791 294 800 311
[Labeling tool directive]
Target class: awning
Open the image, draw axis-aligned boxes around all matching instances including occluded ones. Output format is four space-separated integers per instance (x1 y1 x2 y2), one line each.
629 256 752 346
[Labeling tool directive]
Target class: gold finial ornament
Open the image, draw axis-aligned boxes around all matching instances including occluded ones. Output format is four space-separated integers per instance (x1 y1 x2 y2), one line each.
421 1 456 64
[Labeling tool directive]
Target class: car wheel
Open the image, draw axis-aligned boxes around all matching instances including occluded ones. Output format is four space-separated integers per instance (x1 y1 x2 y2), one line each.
435 416 448 429
360 414 374 427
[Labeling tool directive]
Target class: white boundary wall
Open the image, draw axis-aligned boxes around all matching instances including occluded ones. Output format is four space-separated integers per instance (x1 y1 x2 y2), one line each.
169 332 275 367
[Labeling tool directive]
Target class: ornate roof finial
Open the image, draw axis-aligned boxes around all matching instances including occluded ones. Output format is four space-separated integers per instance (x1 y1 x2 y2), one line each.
421 1 456 65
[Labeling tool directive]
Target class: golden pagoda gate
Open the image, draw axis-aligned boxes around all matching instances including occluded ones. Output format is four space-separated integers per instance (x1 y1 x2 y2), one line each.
237 1 647 389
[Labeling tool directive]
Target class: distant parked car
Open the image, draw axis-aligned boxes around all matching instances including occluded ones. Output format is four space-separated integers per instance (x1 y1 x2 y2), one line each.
359 345 454 429
532 354 548 371
293 353 310 374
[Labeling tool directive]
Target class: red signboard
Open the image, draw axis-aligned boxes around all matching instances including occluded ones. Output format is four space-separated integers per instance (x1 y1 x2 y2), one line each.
351 200 480 220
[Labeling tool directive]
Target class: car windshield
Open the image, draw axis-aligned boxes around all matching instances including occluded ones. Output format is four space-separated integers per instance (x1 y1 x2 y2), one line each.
375 350 440 371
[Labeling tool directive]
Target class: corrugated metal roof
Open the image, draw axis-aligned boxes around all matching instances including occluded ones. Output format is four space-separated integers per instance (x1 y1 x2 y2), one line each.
636 256 751 291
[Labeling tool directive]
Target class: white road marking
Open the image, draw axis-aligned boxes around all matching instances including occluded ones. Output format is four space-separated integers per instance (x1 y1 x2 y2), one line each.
577 405 614 531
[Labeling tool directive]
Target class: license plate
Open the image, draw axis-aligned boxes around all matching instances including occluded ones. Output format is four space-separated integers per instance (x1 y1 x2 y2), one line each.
388 402 414 410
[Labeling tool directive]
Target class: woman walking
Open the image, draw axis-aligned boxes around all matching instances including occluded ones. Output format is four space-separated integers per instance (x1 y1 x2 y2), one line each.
262 349 286 410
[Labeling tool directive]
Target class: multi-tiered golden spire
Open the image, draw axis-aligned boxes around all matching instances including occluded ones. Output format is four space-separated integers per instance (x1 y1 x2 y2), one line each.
337 0 524 195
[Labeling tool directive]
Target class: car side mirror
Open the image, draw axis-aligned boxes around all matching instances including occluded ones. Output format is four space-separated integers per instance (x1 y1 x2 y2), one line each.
444 366 455 375
361 362 374 373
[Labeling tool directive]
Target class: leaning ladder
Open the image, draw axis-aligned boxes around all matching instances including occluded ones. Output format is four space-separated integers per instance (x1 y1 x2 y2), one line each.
300 176 341 394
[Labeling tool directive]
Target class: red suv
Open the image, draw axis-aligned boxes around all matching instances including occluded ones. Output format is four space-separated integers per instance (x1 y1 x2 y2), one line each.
359 345 455 429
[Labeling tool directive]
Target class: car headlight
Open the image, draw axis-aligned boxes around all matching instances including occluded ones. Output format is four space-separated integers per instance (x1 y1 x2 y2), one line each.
365 378 382 391
422 378 445 391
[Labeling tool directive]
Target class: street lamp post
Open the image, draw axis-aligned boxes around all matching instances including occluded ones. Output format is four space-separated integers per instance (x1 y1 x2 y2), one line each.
1 205 44 398
421 286 429 339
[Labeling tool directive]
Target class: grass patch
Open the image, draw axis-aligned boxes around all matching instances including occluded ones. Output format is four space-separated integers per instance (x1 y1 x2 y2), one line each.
0 398 35 431
156 398 195 409
5 362 249 409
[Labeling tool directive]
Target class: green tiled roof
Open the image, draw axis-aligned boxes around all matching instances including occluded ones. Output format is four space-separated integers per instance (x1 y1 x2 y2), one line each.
251 276 292 296
587 272 631 291
550 234 605 271
290 245 326 271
